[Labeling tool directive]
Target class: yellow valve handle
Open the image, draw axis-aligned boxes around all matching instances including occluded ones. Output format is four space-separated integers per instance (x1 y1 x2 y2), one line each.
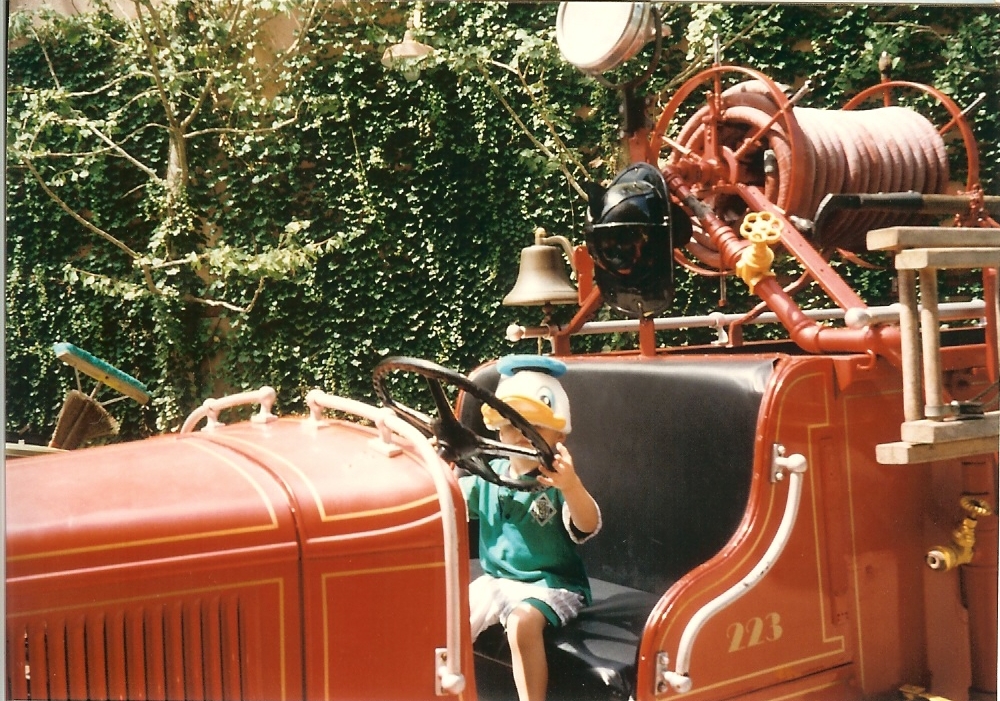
740 211 783 245
736 211 782 292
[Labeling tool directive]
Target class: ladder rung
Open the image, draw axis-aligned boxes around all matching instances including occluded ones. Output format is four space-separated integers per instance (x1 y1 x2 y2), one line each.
899 412 1000 444
868 226 1000 252
876 435 1000 464
894 247 1000 270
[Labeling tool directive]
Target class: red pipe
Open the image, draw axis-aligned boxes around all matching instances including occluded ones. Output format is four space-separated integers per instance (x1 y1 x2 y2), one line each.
662 166 903 365
737 183 868 311
550 286 603 356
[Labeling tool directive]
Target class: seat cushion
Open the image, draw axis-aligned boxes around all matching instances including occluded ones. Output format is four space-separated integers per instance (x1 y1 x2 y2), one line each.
471 565 661 701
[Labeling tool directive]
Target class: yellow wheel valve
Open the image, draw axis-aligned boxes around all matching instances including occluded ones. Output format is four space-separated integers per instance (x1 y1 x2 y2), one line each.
735 211 782 293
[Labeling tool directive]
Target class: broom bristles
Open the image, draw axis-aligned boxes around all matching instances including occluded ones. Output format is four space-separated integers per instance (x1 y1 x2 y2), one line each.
49 390 120 450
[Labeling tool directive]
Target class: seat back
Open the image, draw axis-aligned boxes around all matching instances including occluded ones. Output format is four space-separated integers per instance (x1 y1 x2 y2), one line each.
463 357 773 594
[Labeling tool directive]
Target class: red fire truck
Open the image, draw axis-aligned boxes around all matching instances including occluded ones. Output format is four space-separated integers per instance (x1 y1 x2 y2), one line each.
6 4 997 700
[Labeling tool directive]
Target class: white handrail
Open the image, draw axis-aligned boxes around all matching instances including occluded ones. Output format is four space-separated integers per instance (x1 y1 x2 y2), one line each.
659 449 807 694
179 386 277 434
304 390 466 695
506 299 986 342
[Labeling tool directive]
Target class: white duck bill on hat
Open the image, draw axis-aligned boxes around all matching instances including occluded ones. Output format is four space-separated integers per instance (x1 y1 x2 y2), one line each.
482 395 568 433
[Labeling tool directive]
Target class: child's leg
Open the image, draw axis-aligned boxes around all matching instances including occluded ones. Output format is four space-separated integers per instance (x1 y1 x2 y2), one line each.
505 603 549 701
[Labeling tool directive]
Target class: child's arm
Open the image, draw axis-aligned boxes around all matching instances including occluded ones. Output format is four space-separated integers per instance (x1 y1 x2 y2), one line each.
539 442 600 535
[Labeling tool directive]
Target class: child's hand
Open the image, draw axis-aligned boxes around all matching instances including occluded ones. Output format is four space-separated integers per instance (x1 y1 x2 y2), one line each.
541 441 600 535
537 442 583 493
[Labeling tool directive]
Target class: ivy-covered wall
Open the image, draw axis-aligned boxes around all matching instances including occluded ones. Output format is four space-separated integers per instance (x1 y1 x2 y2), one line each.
7 2 999 442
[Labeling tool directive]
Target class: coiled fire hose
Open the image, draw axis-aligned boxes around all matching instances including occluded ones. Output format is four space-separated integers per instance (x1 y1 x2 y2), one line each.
665 78 951 255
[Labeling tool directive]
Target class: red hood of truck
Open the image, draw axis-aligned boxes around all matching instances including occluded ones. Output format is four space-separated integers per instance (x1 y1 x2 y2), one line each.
6 417 441 579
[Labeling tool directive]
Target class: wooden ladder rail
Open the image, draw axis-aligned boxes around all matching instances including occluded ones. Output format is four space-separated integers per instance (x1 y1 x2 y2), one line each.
869 226 1000 464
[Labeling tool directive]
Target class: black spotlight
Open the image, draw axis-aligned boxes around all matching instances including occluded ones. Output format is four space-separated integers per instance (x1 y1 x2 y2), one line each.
584 162 690 318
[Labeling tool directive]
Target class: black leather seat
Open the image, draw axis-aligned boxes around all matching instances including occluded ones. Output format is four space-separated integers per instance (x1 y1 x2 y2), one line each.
470 561 659 700
460 357 773 701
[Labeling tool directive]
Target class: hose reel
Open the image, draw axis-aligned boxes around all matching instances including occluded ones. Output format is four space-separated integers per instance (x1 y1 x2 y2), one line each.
649 67 980 265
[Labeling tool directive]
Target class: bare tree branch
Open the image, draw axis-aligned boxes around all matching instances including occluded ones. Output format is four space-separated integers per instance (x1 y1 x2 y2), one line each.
185 107 300 139
22 157 163 296
132 0 181 132
184 277 265 313
29 22 62 90
80 122 165 182
478 64 590 201
23 158 141 260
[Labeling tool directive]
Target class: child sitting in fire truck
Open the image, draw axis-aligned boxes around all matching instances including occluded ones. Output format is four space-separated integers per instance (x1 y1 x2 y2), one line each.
462 355 602 701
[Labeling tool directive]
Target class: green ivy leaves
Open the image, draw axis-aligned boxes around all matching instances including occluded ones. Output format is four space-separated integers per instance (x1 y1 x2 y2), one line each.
7 1 998 443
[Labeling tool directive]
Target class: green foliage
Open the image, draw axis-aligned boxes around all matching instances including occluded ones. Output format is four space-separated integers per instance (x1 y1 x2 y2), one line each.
7 2 998 442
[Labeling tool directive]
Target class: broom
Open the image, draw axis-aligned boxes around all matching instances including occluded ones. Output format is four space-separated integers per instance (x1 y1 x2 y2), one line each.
49 389 120 449
48 343 149 450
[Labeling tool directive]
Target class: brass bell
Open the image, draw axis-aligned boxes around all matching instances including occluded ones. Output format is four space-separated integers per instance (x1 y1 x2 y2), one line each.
503 229 579 307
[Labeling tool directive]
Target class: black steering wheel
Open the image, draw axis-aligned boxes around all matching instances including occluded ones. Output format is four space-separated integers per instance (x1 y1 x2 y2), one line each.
373 356 554 491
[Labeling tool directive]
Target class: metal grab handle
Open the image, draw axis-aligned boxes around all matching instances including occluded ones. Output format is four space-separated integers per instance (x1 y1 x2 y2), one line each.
659 446 808 694
179 386 277 434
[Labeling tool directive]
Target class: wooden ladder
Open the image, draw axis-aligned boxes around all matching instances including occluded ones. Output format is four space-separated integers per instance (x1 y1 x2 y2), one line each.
869 226 1000 464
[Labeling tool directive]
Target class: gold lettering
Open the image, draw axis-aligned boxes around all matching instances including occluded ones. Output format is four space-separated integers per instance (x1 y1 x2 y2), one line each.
726 612 783 652
726 621 744 653
766 612 783 642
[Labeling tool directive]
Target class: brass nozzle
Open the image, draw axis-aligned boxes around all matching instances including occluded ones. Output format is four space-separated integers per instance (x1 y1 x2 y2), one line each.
926 496 994 571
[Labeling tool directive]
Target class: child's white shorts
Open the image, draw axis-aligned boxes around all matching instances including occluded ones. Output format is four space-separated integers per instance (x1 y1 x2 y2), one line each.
469 574 585 641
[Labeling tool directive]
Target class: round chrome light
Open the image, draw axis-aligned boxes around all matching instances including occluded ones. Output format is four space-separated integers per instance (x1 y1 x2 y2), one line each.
556 2 656 74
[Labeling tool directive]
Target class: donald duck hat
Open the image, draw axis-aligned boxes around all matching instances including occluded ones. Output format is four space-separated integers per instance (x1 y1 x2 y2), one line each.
482 355 572 434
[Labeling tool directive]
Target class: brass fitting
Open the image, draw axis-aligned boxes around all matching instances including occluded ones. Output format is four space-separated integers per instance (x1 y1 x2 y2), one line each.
899 683 952 701
735 211 782 293
926 496 994 571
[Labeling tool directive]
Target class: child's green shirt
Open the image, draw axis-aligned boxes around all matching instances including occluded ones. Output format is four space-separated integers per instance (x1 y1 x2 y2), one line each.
460 459 596 603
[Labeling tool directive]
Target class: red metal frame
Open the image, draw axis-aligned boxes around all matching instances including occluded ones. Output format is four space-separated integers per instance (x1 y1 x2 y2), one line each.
6 56 998 701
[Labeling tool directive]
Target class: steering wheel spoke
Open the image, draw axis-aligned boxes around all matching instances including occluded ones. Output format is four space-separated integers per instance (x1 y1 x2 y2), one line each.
373 356 554 491
389 402 435 436
425 377 457 421
475 434 540 461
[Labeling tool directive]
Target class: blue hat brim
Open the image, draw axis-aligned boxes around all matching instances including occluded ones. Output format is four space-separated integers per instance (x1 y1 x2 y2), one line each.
496 354 567 378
